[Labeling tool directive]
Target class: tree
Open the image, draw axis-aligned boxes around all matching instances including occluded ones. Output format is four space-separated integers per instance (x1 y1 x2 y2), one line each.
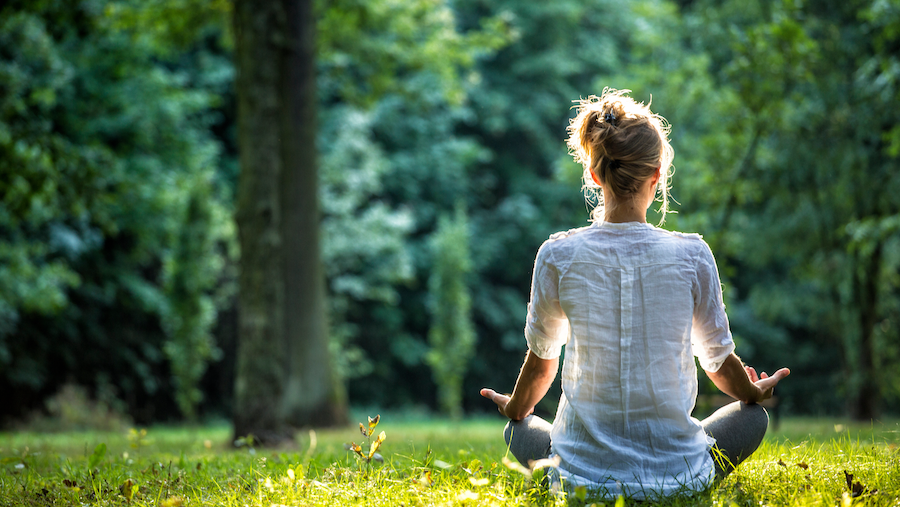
427 206 476 419
232 0 346 443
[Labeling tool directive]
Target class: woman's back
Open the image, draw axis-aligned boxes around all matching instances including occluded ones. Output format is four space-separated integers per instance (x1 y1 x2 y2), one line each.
526 221 734 496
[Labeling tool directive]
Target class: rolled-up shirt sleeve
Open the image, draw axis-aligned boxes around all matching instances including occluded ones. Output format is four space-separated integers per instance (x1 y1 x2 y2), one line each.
691 240 735 372
524 241 569 359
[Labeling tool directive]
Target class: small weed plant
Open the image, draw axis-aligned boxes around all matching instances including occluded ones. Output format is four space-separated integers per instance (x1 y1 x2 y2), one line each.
345 414 386 465
0 416 897 506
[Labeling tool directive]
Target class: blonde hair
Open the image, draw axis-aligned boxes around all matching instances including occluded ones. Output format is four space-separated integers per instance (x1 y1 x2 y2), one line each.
566 88 674 224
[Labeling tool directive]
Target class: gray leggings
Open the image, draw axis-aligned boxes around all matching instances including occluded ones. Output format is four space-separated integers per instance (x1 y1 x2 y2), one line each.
503 401 768 481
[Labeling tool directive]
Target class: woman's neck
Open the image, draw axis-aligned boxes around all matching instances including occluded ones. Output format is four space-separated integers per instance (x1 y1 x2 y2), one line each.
603 194 648 223
604 206 647 223
601 179 656 223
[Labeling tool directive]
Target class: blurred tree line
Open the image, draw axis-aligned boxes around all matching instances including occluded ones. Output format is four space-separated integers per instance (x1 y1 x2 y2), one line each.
0 0 898 426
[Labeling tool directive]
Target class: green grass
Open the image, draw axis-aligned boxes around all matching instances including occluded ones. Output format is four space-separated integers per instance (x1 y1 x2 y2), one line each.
1 414 898 506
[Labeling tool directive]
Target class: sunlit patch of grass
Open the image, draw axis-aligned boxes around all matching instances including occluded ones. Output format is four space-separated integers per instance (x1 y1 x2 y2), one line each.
0 415 898 506
712 436 900 507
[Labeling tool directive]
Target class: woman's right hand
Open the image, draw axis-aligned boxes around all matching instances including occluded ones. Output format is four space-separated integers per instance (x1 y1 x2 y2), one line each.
744 365 791 402
706 353 790 404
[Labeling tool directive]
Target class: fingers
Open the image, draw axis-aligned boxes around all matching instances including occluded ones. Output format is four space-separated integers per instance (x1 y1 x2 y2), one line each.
743 365 790 402
755 368 790 390
480 388 511 408
760 368 790 384
745 365 792 383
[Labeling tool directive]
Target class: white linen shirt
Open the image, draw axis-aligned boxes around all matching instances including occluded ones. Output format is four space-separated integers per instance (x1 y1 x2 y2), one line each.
524 221 735 499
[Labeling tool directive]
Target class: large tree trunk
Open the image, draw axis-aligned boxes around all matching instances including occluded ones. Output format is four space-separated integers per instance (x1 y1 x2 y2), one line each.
232 0 346 445
279 0 347 427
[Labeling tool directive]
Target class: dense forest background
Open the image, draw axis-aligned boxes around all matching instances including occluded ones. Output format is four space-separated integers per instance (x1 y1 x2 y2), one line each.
1 0 899 428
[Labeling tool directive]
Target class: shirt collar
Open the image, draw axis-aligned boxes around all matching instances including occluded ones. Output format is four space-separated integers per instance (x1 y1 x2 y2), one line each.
595 221 654 230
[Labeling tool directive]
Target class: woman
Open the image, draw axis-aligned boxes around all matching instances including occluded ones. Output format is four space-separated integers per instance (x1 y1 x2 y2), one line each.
480 89 790 499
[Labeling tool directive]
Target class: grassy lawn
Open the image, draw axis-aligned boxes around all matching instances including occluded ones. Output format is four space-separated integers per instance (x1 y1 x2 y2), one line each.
1 412 898 506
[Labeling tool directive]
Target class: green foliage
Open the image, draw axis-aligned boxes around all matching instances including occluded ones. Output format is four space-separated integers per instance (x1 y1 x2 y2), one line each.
0 2 234 422
161 182 228 419
0 11 89 322
319 107 414 381
668 0 900 416
3 0 899 421
317 0 509 106
314 0 511 409
427 206 476 419
102 0 232 55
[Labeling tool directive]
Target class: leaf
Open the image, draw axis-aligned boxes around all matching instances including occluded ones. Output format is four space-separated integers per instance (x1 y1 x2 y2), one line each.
844 470 869 497
368 414 380 431
368 431 386 459
88 443 107 469
346 442 363 458
572 486 587 501
433 459 452 470
120 479 136 502
359 422 369 437
796 462 809 469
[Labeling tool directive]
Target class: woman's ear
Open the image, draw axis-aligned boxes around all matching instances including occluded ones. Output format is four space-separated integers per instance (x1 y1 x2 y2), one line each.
650 165 661 186
590 167 602 186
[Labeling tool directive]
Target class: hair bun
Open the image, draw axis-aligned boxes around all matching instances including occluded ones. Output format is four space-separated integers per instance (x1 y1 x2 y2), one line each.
566 87 675 225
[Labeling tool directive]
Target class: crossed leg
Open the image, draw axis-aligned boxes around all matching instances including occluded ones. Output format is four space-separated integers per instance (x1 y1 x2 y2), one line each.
503 401 769 481
503 414 552 465
701 401 769 480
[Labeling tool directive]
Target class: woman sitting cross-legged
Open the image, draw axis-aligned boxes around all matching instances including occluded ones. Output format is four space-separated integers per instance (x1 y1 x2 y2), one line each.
480 88 790 500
